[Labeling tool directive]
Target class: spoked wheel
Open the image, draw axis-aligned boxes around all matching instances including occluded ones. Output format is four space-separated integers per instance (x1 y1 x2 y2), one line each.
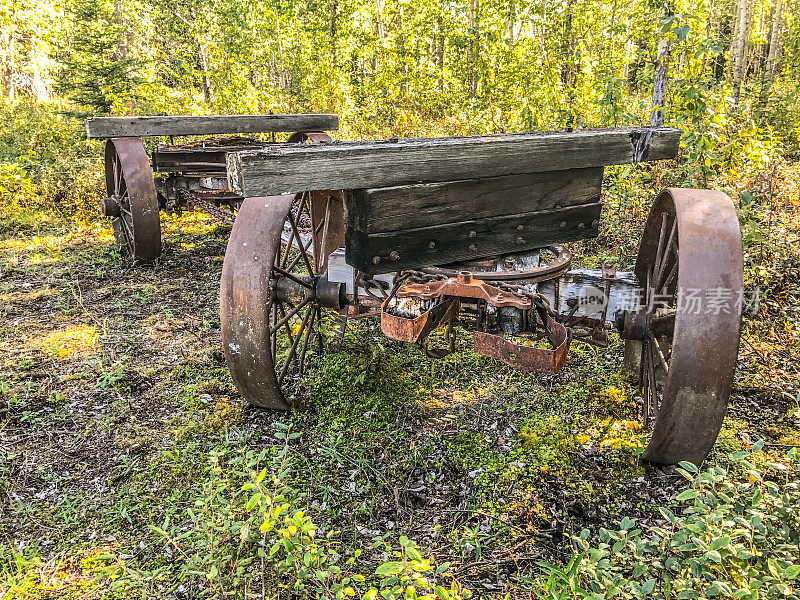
623 188 743 465
220 191 346 409
102 138 161 262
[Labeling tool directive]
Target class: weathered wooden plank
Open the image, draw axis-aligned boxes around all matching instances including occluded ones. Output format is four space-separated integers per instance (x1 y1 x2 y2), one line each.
346 202 603 275
228 127 680 196
344 167 603 233
85 114 339 139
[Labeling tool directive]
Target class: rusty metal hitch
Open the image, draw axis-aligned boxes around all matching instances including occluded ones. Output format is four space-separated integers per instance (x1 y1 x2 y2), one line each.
398 271 532 309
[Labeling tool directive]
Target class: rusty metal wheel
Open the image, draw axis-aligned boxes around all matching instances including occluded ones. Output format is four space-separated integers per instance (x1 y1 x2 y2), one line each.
627 188 743 465
220 191 346 409
102 138 161 262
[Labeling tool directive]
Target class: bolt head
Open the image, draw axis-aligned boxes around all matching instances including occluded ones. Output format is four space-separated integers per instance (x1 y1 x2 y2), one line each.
468 230 477 238
389 251 400 261
560 221 567 228
578 222 586 229
428 240 437 249
517 224 524 231
515 236 525 244
468 244 477 251
372 256 382 265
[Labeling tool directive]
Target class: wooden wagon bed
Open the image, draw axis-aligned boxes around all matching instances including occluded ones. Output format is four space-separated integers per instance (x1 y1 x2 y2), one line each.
225 127 681 274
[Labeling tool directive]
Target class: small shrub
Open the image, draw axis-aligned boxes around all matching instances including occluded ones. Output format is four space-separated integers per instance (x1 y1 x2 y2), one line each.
535 444 800 599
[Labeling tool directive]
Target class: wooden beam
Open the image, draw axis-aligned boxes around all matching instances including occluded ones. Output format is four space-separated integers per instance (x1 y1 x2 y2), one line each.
345 167 603 233
228 127 680 197
346 202 603 275
85 114 339 139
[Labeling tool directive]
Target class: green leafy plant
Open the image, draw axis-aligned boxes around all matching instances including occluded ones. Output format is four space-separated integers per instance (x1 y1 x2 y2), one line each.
134 423 470 599
535 445 800 599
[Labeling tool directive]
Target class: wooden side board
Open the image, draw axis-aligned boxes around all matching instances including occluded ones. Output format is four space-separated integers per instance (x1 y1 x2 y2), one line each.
86 114 339 139
228 127 680 196
346 202 603 275
344 167 603 233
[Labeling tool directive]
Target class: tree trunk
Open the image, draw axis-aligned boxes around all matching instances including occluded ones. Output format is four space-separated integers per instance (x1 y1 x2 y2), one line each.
650 1 673 126
468 0 480 96
197 40 211 104
731 0 749 106
329 0 338 69
437 28 444 92
6 28 14 101
728 0 739 73
396 4 406 96
508 0 515 43
113 0 127 58
767 0 783 77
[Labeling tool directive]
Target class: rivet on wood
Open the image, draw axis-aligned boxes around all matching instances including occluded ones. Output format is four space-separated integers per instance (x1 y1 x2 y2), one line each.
468 244 477 251
578 222 586 229
516 224 524 231
515 237 525 244
372 256 381 265
428 240 437 249
468 230 477 238
389 251 400 261
592 219 600 228
560 221 567 228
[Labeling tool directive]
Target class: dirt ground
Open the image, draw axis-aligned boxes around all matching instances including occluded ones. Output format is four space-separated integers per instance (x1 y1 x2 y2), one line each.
1 190 798 598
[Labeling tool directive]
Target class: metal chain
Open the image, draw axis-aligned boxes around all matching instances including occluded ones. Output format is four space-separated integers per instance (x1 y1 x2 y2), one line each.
180 190 237 224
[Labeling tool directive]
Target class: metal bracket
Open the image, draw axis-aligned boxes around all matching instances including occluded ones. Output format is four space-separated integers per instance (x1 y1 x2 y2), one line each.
473 305 571 374
398 271 531 309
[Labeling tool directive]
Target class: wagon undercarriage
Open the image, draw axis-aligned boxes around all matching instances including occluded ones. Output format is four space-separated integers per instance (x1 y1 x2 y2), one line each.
88 115 744 466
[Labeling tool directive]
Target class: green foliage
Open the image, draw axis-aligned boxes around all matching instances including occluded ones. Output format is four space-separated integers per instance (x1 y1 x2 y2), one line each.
0 100 102 220
535 446 800 600
54 0 142 114
119 423 470 599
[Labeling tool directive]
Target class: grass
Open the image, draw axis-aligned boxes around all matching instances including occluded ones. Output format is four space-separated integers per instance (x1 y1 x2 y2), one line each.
1 164 800 597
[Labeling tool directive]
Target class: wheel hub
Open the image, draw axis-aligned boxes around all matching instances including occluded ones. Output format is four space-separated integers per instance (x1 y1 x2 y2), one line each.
100 196 121 217
274 273 345 310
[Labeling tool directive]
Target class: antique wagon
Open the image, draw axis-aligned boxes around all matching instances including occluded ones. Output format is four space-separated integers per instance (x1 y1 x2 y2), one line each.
87 115 743 465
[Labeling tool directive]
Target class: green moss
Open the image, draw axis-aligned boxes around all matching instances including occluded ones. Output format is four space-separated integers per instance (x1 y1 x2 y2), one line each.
518 415 575 474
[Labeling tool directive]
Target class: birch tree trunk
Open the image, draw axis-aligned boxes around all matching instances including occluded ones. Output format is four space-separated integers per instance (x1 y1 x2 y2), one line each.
731 0 749 106
113 0 127 58
650 1 673 127
767 0 783 77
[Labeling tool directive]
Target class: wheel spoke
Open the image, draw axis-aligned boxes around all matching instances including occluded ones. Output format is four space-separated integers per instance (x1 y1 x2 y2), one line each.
653 218 677 293
315 306 323 352
119 216 135 252
656 259 678 297
649 333 670 374
270 301 278 362
652 212 669 288
270 295 314 336
647 340 658 414
298 308 316 376
272 265 314 289
316 194 333 275
277 303 296 348
277 305 313 384
286 212 314 275
114 155 121 196
284 217 322 274
641 340 650 428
